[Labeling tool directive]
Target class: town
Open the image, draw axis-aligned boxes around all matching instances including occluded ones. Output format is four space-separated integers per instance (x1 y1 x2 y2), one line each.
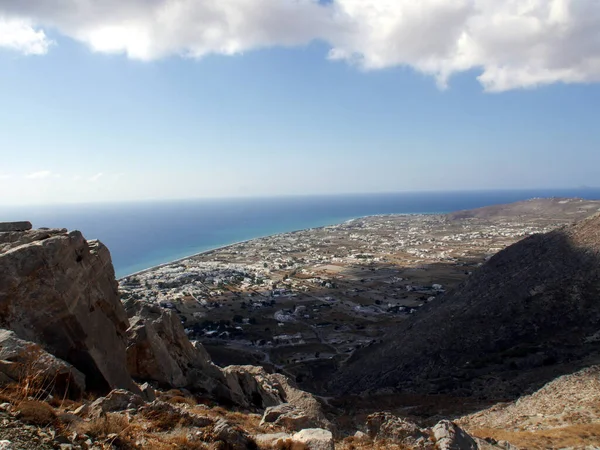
119 198 600 390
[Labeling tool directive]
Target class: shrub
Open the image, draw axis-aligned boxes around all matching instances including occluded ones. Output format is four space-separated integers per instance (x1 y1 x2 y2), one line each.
16 400 56 426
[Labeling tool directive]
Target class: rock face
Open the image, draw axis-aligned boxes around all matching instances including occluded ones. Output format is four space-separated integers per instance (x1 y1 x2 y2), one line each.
290 428 334 450
433 420 478 450
0 222 32 232
124 300 230 399
365 412 429 446
223 365 284 408
88 389 145 417
0 228 138 393
0 224 331 426
0 329 85 395
212 418 256 450
332 213 600 398
222 366 331 430
123 299 331 422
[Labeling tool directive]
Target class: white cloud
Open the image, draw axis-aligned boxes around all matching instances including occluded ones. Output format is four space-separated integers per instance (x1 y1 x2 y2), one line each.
0 16 52 55
25 170 52 179
0 174 13 179
1 0 600 91
89 172 103 182
328 0 600 91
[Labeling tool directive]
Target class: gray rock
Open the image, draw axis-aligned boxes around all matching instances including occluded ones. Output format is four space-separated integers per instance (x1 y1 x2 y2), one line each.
0 329 86 395
212 418 255 450
253 433 291 447
366 412 429 446
291 428 334 450
260 402 318 431
124 300 231 400
226 365 331 430
354 431 367 439
223 365 284 408
123 304 330 414
433 420 478 450
72 404 89 416
139 382 156 402
139 400 212 428
89 389 145 417
0 229 139 394
0 222 31 232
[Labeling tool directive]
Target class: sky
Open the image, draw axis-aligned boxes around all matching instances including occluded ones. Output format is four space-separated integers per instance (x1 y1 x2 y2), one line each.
1 0 600 205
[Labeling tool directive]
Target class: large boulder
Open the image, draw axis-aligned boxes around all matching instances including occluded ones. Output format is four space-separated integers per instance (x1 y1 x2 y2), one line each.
0 329 85 396
0 228 138 394
260 403 313 431
225 366 331 430
212 418 256 450
124 300 232 400
290 428 334 450
88 389 145 417
365 412 432 448
124 300 328 417
223 365 285 408
433 420 478 450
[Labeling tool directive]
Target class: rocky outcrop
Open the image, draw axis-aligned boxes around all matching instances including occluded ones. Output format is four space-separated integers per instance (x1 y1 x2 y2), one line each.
212 418 256 450
124 300 231 399
88 389 145 417
433 420 478 450
0 224 330 430
260 403 314 431
223 365 284 408
365 412 430 447
290 428 334 450
332 213 600 399
0 228 138 393
140 400 213 428
123 299 331 420
0 329 85 396
0 222 32 232
223 365 331 430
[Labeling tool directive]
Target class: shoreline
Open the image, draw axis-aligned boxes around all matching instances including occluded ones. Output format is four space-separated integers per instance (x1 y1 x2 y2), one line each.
118 212 429 280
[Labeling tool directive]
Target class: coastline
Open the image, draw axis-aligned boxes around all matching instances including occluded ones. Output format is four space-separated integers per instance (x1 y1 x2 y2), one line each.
118 212 427 280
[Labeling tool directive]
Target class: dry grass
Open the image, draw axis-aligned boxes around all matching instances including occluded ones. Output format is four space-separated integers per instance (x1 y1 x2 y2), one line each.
162 428 209 449
0 347 82 409
271 439 308 450
336 436 411 449
197 405 264 434
76 413 132 438
166 395 197 407
15 400 57 426
472 423 600 449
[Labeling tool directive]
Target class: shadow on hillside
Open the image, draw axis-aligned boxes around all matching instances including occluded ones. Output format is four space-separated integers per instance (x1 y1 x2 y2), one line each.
319 228 600 418
199 227 600 419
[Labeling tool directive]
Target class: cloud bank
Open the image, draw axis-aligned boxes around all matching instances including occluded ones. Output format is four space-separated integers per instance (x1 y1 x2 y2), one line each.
1 0 599 91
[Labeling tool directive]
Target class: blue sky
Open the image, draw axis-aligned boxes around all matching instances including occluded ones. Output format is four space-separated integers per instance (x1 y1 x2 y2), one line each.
1 1 599 205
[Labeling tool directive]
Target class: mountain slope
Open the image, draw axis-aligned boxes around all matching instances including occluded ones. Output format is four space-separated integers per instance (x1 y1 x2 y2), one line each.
330 213 600 399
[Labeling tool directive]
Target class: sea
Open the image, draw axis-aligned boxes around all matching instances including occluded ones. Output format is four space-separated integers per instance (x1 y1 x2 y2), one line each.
3 189 600 278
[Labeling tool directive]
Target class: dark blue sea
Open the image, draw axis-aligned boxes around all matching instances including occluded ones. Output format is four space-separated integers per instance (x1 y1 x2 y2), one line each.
3 189 600 278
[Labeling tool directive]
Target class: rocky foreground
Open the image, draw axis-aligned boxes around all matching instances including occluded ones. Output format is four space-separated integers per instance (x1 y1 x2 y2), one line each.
1 201 600 449
0 220 518 449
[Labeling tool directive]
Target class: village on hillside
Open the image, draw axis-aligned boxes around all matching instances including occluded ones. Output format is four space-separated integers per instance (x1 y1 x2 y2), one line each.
119 203 582 386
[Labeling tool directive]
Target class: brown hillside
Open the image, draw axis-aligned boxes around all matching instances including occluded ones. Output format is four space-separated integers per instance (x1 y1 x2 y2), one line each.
330 213 600 400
